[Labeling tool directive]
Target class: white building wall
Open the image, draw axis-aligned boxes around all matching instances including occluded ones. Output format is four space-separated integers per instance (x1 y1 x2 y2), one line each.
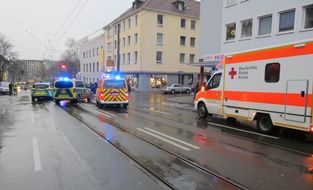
200 0 313 56
79 34 104 85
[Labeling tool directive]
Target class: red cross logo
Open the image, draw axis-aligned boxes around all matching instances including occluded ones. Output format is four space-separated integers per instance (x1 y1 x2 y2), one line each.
229 67 237 79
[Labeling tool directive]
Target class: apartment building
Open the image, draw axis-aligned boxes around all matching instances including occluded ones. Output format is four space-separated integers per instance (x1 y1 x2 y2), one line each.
79 34 104 85
199 0 313 59
102 0 200 91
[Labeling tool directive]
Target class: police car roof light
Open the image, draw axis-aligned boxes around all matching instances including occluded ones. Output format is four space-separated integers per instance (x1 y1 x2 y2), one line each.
115 75 121 80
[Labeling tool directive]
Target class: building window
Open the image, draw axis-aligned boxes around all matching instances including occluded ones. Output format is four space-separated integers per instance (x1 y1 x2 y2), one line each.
258 15 272 36
265 63 280 83
83 64 85 72
114 40 117 49
123 38 125 47
89 63 91 72
93 49 95 56
227 0 237 6
191 20 196 30
97 48 99 55
93 62 95 72
97 62 99 72
127 53 130 64
107 42 112 52
189 54 195 63
179 53 185 63
122 54 125 64
156 51 163 63
86 51 88 58
226 22 236 41
241 19 253 38
89 50 91 57
180 36 186 46
86 64 88 72
157 33 163 45
134 51 138 63
303 4 313 30
181 19 186 28
157 14 163 26
134 33 138 44
135 15 138 26
190 37 195 47
278 9 295 32
128 18 131 29
123 21 126 31
127 36 131 46
83 52 85 59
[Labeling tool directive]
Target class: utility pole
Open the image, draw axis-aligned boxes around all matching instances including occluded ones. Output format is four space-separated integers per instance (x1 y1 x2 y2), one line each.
117 23 121 72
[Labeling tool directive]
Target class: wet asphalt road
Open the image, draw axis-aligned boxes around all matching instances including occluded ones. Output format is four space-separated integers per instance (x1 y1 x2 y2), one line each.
0 90 313 190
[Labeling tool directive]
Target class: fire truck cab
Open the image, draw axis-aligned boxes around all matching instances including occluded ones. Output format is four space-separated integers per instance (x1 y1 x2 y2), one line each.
95 75 129 108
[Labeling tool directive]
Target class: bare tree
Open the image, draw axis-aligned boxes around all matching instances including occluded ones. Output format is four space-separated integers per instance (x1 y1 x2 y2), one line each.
0 33 17 81
60 37 80 78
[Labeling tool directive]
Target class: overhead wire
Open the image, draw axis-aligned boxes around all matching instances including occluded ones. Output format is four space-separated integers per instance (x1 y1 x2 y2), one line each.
54 0 90 50
0 7 46 48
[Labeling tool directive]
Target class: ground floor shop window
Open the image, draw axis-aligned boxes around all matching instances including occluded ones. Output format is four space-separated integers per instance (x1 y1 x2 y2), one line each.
125 74 138 88
150 75 167 89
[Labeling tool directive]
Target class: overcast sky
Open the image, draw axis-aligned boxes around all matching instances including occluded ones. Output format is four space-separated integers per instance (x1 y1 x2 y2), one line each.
0 0 133 61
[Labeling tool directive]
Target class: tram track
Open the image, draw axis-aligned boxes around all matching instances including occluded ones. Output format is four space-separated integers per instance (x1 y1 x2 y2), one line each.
65 103 247 190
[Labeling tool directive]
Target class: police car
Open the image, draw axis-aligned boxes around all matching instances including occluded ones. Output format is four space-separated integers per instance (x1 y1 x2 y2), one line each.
53 78 90 104
31 82 53 101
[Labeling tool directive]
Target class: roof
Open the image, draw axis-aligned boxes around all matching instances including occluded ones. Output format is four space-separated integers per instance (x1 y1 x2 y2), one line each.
105 0 200 28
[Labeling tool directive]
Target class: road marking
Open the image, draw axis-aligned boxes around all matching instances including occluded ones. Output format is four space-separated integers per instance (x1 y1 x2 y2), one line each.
96 110 117 118
142 108 170 115
137 128 191 151
208 122 280 139
32 137 42 171
144 127 200 149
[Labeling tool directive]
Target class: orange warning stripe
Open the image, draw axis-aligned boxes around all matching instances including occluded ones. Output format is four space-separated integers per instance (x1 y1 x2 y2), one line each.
102 88 127 102
226 41 313 64
224 91 312 107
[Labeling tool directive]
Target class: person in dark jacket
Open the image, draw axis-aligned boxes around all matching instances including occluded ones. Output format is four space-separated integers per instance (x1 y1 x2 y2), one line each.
9 82 13 96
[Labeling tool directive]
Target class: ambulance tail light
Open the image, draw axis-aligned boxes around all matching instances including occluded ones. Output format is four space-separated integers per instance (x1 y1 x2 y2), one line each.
310 125 313 133
100 93 104 98
126 92 129 100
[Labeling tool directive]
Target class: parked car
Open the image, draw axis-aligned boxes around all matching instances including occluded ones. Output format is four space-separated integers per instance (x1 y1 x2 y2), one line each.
0 81 10 95
162 83 191 94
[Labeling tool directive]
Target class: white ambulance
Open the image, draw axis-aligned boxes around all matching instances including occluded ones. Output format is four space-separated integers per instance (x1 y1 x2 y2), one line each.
195 40 313 135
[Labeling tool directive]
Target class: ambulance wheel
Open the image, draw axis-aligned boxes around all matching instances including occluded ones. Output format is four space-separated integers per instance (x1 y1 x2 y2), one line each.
123 104 128 109
55 100 60 105
198 102 208 118
256 114 279 134
171 89 176 94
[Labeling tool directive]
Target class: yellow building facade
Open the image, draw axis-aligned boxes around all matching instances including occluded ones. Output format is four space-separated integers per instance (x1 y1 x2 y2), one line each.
103 0 200 91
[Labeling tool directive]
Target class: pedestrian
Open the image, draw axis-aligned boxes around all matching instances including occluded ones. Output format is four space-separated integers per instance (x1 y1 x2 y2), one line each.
9 81 13 96
13 81 18 95
193 80 199 99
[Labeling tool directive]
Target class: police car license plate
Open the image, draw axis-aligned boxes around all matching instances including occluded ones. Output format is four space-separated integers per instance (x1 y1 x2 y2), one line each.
110 92 120 96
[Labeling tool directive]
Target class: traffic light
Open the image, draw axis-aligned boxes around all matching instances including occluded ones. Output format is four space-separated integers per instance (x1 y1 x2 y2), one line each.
61 64 66 71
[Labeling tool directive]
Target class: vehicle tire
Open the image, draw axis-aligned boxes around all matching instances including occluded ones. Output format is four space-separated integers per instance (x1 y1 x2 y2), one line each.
256 114 279 134
226 117 237 124
198 102 208 118
77 95 81 102
123 104 128 109
96 100 99 107
186 89 190 93
31 97 35 101
55 100 60 105
99 103 103 108
171 89 175 94
86 97 90 103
